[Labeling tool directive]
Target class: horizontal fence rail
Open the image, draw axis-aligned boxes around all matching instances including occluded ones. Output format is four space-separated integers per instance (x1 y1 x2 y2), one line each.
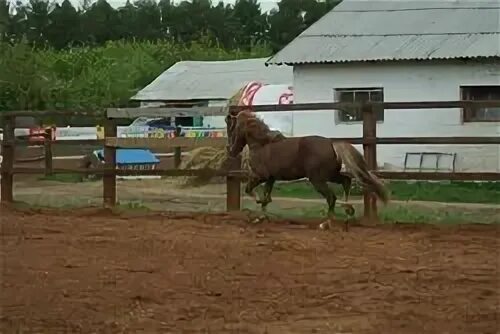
107 100 500 118
105 137 228 149
105 136 500 147
4 100 500 118
2 100 499 217
7 167 500 182
4 136 498 148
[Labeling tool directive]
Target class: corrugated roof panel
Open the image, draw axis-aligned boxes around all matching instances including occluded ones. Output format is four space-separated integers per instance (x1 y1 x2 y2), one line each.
304 6 500 36
334 0 500 12
267 0 500 65
132 58 292 101
267 34 500 65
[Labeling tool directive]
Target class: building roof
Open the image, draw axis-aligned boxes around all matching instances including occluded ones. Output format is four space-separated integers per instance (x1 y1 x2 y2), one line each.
132 58 293 101
266 0 500 65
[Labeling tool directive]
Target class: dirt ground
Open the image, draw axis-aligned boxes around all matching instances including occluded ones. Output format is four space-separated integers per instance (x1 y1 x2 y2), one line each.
1 208 499 333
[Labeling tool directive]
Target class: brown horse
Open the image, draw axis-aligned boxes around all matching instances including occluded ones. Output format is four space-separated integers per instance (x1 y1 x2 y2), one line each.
225 113 353 211
226 111 388 217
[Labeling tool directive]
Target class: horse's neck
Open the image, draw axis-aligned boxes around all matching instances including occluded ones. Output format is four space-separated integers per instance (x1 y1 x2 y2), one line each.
246 135 266 151
246 129 275 150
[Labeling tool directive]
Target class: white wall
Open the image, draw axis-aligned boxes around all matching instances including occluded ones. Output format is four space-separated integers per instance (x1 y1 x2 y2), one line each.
291 61 500 172
204 100 229 128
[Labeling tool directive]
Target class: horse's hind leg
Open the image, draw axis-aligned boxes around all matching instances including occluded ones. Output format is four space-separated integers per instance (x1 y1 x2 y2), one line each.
330 173 352 202
309 178 337 217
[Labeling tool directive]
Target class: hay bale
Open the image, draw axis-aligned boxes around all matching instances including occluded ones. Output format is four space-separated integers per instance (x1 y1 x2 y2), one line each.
178 146 250 187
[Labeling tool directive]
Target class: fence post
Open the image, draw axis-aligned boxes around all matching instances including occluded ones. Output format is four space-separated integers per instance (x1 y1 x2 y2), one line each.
44 127 53 177
174 127 182 168
226 156 241 211
1 116 15 204
103 118 117 207
362 104 378 219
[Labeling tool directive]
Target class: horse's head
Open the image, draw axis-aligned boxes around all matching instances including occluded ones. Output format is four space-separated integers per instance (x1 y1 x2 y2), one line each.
227 110 251 157
227 110 269 157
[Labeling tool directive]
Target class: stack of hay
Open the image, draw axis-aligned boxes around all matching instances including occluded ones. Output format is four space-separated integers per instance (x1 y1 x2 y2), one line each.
177 146 250 187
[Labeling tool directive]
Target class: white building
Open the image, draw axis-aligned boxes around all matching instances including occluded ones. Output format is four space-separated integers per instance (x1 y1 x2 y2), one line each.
266 0 500 172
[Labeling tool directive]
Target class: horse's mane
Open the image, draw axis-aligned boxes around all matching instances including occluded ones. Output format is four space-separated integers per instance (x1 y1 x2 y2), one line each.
236 110 275 144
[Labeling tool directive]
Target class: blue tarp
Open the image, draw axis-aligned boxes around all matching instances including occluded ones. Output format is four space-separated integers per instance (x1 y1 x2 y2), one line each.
94 149 160 165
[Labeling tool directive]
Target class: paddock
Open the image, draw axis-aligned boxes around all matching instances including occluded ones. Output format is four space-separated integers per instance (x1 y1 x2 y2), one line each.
1 208 498 333
1 101 499 333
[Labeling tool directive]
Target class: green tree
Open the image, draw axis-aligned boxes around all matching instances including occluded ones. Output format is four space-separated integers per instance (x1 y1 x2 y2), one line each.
268 0 340 52
232 0 268 49
25 0 52 47
133 0 162 40
0 0 9 39
81 0 121 45
46 0 81 49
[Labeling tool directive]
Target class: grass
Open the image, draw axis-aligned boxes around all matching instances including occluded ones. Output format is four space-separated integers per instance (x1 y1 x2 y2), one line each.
38 174 500 204
12 190 499 225
38 173 94 183
242 201 500 225
272 180 500 204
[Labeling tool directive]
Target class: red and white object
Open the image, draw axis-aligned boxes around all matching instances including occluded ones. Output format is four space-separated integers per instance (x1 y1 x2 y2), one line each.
238 81 294 136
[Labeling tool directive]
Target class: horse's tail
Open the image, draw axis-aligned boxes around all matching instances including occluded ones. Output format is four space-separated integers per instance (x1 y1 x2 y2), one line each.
332 142 389 204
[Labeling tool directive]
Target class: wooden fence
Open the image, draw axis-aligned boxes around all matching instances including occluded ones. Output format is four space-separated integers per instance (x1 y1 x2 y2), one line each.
1 100 499 219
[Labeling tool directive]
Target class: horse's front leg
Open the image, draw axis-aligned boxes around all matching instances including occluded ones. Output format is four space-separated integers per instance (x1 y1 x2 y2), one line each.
245 177 264 203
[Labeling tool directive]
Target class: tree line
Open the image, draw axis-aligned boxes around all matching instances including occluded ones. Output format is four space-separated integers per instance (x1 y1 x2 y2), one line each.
0 0 340 52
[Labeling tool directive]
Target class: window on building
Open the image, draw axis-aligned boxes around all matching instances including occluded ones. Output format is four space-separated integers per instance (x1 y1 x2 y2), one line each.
461 86 500 122
334 88 384 122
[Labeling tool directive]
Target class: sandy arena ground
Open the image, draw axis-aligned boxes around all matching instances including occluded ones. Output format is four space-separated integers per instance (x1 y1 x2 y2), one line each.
1 207 499 333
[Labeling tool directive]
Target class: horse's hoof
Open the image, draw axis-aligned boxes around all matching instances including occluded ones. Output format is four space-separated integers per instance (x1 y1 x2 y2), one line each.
319 219 333 230
251 218 261 224
251 215 268 224
341 203 355 217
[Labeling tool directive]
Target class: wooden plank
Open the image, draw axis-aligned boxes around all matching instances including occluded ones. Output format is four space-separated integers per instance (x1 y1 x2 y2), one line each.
105 137 227 149
10 167 247 177
6 136 500 147
8 167 500 181
1 116 15 203
226 156 242 211
108 100 500 117
375 137 500 145
382 100 500 110
44 128 53 176
376 172 500 181
4 100 500 118
174 127 182 168
228 100 500 113
107 106 227 119
12 139 105 146
3 110 104 117
362 105 377 219
103 120 117 207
